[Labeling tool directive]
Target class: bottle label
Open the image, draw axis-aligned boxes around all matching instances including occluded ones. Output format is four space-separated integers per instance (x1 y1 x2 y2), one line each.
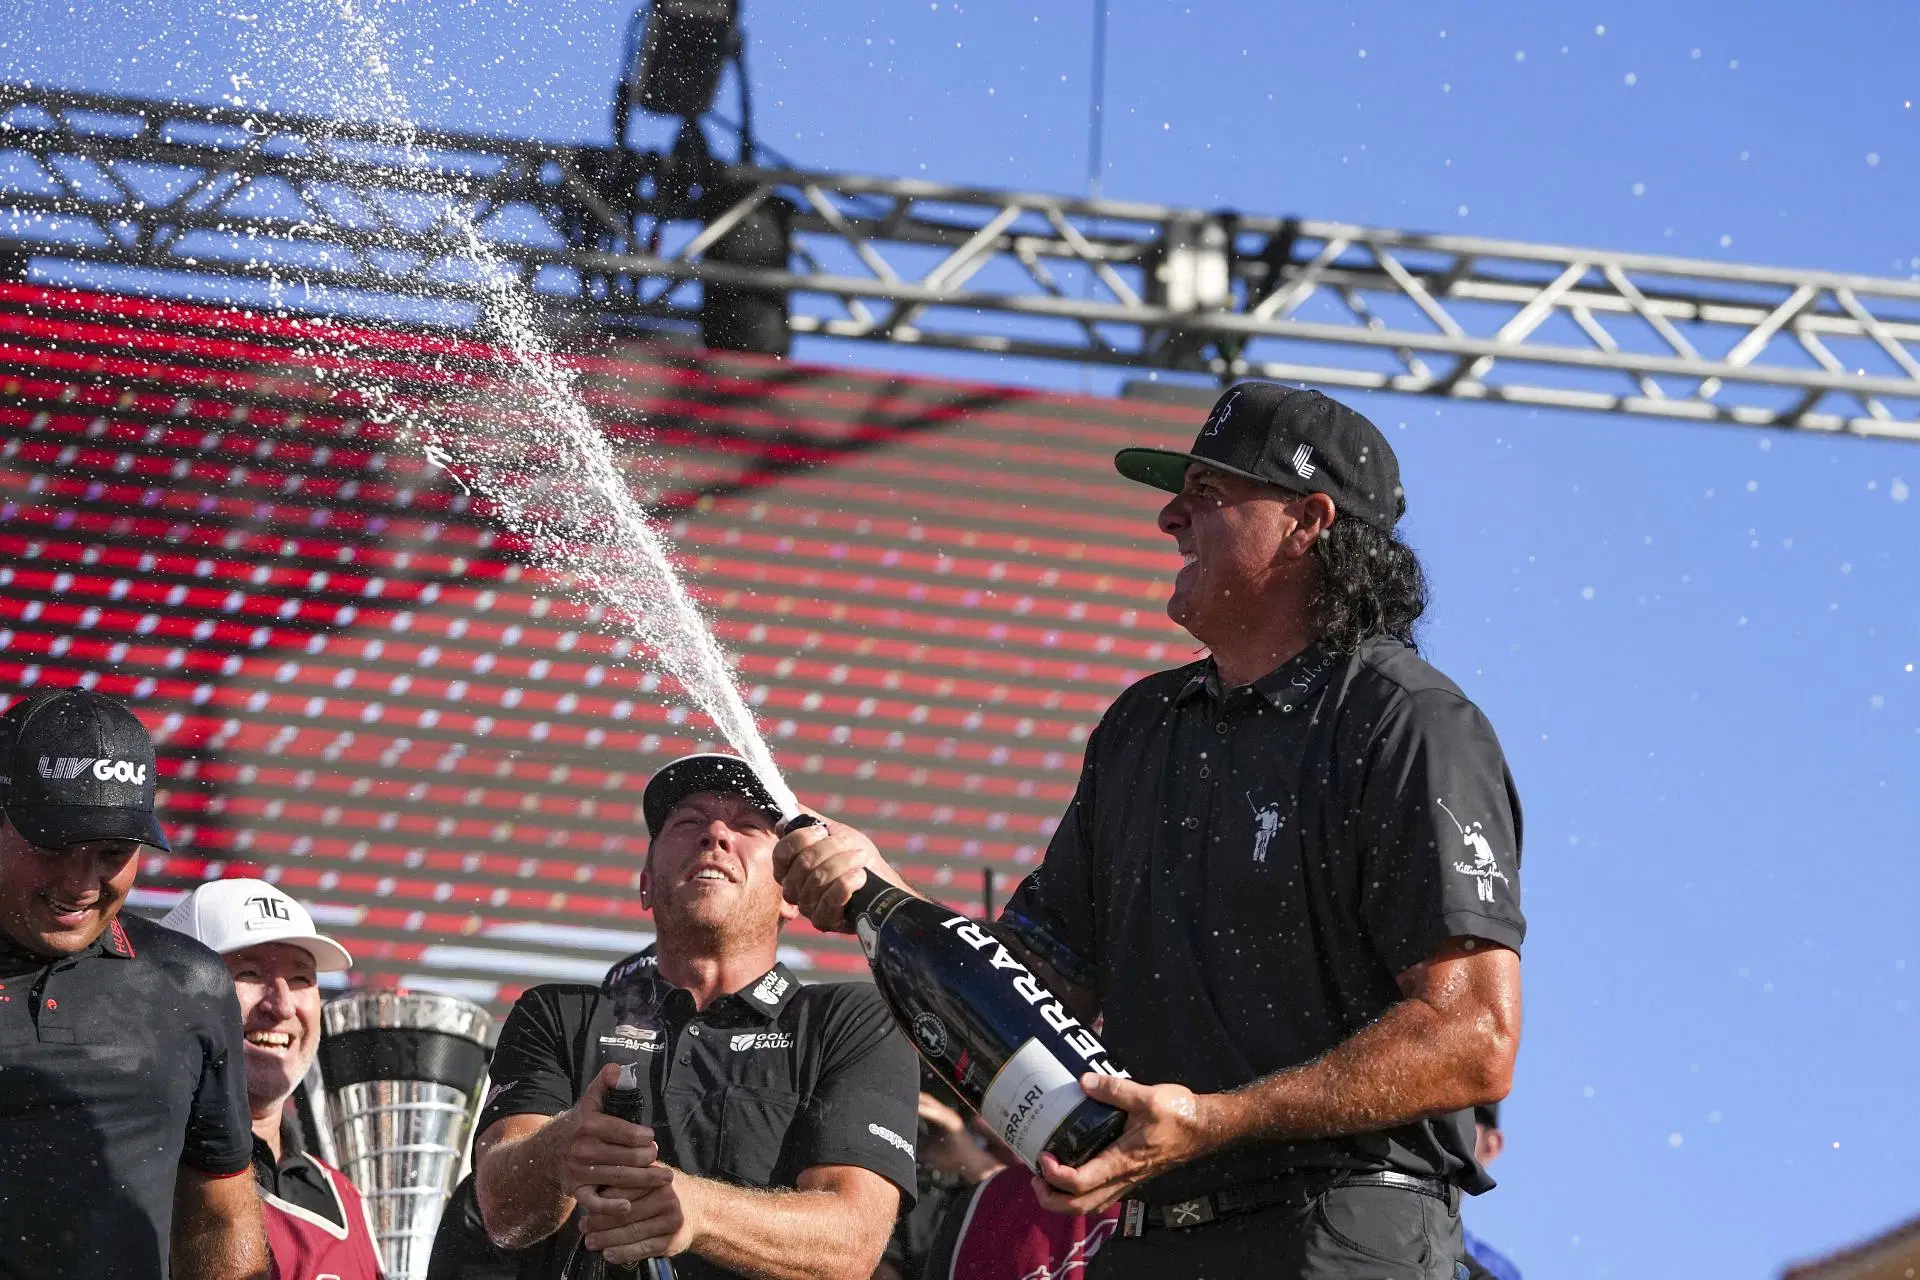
979 1037 1085 1169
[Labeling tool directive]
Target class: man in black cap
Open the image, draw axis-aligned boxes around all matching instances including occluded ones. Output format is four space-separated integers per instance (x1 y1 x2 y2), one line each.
780 383 1525 1278
0 687 269 1280
469 752 920 1279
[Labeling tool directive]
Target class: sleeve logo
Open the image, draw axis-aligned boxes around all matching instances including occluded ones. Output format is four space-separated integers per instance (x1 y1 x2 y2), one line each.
867 1122 915 1157
1436 798 1510 903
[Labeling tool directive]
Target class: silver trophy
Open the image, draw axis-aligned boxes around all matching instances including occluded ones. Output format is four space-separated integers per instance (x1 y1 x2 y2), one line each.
319 991 496 1280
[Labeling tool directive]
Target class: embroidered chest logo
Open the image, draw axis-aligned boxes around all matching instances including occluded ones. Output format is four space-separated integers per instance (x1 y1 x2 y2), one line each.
1436 799 1510 903
1247 792 1285 865
730 1031 794 1052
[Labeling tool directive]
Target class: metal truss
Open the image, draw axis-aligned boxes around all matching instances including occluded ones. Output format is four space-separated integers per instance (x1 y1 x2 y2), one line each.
3 83 1917 439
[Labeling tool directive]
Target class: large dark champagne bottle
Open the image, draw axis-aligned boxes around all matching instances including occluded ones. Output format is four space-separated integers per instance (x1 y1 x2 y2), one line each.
783 817 1128 1168
560 1063 675 1280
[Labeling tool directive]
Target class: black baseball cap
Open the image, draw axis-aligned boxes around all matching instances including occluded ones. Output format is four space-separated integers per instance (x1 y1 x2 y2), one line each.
0 688 169 851
642 753 784 838
1114 382 1405 531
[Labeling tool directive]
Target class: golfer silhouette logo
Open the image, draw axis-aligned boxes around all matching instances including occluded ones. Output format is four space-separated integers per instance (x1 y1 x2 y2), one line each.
1203 389 1242 438
1436 798 1509 903
1247 792 1284 864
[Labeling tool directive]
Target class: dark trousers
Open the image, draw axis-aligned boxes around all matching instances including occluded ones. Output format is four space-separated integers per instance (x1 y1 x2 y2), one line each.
1088 1182 1466 1280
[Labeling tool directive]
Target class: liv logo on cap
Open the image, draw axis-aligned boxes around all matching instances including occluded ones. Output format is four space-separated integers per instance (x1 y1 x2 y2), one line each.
0 689 169 852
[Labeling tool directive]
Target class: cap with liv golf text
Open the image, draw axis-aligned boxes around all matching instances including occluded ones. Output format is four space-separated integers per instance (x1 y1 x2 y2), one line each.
0 689 170 851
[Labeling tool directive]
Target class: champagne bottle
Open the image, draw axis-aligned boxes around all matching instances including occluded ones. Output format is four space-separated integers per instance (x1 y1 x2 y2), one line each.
781 816 1128 1169
560 1062 675 1280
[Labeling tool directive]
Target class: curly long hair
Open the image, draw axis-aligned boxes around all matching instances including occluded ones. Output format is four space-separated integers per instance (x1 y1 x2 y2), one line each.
1310 517 1430 653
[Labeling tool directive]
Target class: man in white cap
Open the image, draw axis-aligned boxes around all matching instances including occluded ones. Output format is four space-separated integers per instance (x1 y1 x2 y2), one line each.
163 878 386 1280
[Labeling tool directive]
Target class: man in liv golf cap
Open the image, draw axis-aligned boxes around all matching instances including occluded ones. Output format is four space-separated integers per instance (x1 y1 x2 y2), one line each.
0 687 270 1280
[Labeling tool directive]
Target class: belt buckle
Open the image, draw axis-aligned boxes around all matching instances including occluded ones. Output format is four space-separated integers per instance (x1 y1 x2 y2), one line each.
1122 1200 1147 1238
1163 1195 1216 1228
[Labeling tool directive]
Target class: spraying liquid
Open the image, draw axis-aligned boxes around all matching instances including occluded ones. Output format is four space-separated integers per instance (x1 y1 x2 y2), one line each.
236 0 798 817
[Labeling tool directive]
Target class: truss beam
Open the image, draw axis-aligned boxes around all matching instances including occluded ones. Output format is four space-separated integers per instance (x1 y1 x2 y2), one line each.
3 84 1916 438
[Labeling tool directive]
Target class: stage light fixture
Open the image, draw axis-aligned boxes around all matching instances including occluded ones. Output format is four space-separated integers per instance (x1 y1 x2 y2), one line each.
700 195 794 358
629 0 739 119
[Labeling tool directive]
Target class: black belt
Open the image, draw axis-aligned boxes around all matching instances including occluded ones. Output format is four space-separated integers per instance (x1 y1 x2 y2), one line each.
1119 1170 1459 1237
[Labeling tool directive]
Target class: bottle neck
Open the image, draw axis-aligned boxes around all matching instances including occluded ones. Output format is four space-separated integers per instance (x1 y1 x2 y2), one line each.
844 873 890 923
779 814 895 928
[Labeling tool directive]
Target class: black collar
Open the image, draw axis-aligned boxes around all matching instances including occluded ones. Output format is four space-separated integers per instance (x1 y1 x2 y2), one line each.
603 947 799 1024
1177 642 1339 712
0 915 135 971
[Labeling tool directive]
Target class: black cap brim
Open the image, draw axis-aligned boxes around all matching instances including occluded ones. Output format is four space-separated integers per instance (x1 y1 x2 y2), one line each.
6 803 169 852
643 754 784 838
1114 447 1300 496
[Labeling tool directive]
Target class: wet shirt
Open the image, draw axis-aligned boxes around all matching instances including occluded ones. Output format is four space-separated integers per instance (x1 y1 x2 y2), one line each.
0 913 254 1279
1002 637 1525 1204
476 953 920 1280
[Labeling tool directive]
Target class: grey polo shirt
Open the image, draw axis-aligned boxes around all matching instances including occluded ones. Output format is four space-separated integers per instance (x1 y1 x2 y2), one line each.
1001 636 1525 1204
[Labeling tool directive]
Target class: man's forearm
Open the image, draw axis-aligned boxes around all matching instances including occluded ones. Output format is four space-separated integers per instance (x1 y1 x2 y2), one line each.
1202 994 1514 1152
476 1119 575 1248
681 1175 892 1280
171 1171 270 1280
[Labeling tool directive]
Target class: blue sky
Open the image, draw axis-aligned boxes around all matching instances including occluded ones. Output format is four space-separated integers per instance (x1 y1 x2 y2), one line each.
5 1 1917 1275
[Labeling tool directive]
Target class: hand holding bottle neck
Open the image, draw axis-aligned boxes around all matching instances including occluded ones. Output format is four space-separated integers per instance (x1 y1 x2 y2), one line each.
777 813 900 929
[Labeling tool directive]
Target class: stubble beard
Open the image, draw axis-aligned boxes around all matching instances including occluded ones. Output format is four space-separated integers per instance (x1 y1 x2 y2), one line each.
654 882 780 961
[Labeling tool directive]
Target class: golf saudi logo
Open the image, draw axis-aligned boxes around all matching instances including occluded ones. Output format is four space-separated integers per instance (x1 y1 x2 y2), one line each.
1436 798 1509 903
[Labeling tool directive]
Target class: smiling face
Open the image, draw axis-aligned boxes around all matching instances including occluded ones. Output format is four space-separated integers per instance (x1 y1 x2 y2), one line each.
224 941 321 1112
1157 462 1322 646
642 790 794 949
0 816 140 957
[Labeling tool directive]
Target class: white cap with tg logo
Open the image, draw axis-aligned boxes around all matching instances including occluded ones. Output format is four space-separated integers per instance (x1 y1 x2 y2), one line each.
159 877 354 973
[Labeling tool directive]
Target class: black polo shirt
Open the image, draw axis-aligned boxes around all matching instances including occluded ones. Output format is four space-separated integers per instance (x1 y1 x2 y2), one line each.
253 1125 346 1228
1002 636 1525 1204
476 952 920 1280
0 912 254 1279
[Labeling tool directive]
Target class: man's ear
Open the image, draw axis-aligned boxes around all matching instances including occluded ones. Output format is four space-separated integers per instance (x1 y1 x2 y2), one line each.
638 849 653 911
1291 492 1337 555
